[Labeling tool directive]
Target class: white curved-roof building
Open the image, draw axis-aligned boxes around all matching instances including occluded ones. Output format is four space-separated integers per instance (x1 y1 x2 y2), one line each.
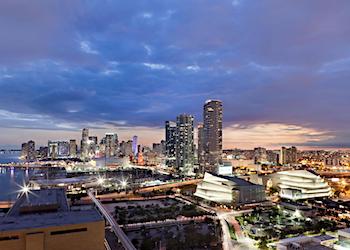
276 170 331 200
194 172 265 205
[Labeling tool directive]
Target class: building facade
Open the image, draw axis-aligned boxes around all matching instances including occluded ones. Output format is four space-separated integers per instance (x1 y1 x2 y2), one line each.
203 100 223 173
0 189 104 250
165 120 177 167
176 114 194 174
195 172 266 206
274 170 331 200
80 128 89 159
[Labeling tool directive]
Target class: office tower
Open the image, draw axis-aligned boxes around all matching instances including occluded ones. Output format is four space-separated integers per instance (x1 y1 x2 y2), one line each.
125 140 133 156
160 140 166 155
267 150 279 164
254 147 267 164
58 141 69 158
21 142 28 160
279 146 298 165
38 146 48 159
48 141 69 159
88 136 98 157
197 122 205 170
165 121 177 167
132 136 138 156
81 128 89 159
176 114 194 174
105 133 118 157
203 100 223 173
27 140 36 161
152 143 163 154
69 139 77 157
48 141 58 159
21 141 36 162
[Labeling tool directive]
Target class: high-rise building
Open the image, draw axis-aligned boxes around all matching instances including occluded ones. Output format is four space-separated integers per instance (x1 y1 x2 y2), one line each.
105 133 118 157
21 140 36 162
69 139 77 158
279 146 298 165
132 136 138 156
176 114 194 174
165 121 177 167
48 141 69 159
38 146 48 159
27 140 36 161
88 136 98 157
81 128 89 159
21 142 28 160
203 100 223 173
197 122 205 171
152 143 163 154
254 147 267 164
48 141 58 159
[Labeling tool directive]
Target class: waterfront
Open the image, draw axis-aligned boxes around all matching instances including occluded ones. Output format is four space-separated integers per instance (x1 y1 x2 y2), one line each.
0 152 30 201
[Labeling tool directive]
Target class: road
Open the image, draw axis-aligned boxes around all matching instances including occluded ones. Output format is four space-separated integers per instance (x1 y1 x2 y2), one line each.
88 191 136 250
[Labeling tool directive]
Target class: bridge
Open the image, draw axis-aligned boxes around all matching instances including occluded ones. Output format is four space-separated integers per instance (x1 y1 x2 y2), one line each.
88 191 136 250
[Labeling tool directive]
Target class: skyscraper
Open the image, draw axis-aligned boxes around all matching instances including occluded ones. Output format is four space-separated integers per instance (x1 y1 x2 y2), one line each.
197 122 205 170
165 121 177 167
176 114 194 174
21 140 36 162
203 100 223 173
105 133 118 157
69 139 77 158
132 135 138 156
254 147 267 164
279 146 298 165
27 140 36 161
81 128 89 159
88 136 98 157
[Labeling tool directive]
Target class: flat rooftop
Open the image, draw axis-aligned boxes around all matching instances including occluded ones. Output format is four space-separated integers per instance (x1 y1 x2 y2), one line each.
0 188 103 232
0 210 103 232
8 189 69 216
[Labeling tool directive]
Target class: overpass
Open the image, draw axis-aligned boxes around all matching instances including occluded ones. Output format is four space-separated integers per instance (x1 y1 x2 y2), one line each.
88 191 136 250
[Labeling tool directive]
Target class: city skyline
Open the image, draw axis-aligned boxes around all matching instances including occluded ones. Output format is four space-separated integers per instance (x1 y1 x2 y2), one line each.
1 1 350 149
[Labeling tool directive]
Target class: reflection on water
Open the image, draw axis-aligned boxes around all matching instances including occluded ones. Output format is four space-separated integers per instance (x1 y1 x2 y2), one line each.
0 152 31 201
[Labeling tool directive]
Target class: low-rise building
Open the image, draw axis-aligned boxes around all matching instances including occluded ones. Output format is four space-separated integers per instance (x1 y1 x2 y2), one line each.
276 234 335 250
194 172 265 206
0 188 104 250
274 170 331 200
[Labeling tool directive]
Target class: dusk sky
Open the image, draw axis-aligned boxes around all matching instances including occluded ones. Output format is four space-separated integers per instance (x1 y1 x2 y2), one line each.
0 0 349 149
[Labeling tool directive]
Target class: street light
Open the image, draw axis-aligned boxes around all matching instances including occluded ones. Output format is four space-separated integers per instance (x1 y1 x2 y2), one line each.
120 179 127 193
21 185 29 194
97 177 105 185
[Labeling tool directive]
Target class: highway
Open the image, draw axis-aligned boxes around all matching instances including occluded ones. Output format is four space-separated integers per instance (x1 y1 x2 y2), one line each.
88 191 136 250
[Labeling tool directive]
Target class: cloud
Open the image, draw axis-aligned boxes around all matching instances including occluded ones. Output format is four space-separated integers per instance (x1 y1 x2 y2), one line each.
224 123 334 149
143 63 171 70
0 1 349 148
80 41 99 55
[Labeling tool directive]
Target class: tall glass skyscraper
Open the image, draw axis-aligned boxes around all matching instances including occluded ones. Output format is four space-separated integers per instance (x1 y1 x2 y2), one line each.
203 100 223 173
81 128 89 159
165 121 177 167
176 114 194 174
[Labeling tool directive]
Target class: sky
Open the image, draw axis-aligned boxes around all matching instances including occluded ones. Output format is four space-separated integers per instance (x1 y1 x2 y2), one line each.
0 0 350 149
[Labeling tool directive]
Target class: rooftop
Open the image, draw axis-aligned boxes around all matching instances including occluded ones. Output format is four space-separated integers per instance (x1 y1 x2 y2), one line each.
0 188 103 232
8 188 69 216
0 210 102 232
210 173 257 186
